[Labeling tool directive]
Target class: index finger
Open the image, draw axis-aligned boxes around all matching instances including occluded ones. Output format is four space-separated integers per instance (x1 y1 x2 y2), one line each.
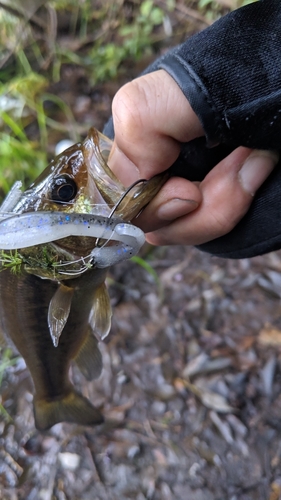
108 70 203 185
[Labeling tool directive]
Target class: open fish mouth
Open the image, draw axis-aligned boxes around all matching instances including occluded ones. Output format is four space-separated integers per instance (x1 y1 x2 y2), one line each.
0 210 145 269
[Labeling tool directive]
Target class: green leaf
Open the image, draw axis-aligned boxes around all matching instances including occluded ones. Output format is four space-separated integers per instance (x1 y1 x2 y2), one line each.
150 7 164 25
140 0 154 18
198 0 213 8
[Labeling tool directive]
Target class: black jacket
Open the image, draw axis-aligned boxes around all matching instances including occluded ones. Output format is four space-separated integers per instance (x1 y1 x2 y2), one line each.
104 0 281 259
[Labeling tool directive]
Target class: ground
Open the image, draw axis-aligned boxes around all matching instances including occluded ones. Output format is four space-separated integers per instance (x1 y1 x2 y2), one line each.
2 245 281 499
1 1 281 499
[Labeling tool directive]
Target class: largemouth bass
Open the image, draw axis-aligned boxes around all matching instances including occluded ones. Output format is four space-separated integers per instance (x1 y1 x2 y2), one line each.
0 128 164 431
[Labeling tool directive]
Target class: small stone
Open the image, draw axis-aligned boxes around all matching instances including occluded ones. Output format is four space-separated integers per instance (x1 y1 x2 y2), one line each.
58 452 80 471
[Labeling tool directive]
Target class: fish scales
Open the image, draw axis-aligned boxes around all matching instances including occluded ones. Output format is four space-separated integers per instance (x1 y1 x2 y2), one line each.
0 128 165 431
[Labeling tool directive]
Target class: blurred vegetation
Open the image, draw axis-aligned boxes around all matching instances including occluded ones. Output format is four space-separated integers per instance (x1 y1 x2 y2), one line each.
0 0 257 198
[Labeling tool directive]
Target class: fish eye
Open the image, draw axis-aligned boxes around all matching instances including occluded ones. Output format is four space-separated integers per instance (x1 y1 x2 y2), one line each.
50 175 78 203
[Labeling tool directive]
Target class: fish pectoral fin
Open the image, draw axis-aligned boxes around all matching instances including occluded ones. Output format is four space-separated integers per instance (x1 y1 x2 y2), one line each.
74 330 103 381
89 283 112 341
33 389 104 431
48 285 74 347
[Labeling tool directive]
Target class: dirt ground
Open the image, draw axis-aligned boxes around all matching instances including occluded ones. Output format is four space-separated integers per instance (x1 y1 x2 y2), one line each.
2 3 281 499
2 244 281 500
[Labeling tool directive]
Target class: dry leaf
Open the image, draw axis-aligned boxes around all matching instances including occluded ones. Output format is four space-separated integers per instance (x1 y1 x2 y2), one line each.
269 481 281 500
182 352 209 378
175 378 235 413
238 336 256 350
258 324 281 346
209 411 233 444
200 390 235 413
183 353 232 378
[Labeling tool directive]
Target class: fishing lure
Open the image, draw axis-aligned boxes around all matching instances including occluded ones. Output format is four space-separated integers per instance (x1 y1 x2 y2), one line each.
0 211 145 267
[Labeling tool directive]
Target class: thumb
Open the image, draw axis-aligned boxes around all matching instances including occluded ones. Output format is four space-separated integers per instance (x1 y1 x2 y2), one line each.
108 70 203 185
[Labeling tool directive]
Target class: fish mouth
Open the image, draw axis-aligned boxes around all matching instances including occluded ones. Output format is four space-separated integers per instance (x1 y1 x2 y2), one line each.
52 235 103 257
51 234 119 268
48 236 113 279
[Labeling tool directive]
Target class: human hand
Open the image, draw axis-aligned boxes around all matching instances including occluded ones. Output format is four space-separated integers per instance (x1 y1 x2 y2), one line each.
109 70 278 246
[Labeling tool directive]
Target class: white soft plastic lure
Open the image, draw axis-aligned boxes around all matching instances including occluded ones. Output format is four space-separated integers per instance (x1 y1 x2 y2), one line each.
0 210 145 268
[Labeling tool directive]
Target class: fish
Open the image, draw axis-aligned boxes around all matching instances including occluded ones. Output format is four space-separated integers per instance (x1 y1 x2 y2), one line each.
0 127 165 431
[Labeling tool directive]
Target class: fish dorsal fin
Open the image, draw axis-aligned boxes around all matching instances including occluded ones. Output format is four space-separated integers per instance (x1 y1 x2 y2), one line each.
75 329 103 380
48 284 74 347
89 283 112 341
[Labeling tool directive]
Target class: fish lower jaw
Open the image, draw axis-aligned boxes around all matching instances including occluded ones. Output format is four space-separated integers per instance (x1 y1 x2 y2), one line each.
40 241 96 280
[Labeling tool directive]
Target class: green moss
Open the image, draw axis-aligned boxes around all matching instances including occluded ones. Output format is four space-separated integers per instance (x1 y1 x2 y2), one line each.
0 246 67 279
0 250 24 274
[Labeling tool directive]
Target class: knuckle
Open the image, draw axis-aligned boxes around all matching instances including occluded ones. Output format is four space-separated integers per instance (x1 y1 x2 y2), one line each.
112 81 146 133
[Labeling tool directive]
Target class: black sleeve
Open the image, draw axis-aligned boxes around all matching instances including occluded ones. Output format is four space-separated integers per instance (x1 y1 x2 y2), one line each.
104 0 281 259
151 0 281 151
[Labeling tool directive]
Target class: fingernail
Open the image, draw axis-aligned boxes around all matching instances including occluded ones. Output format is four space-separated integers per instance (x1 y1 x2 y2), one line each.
157 198 199 221
108 144 140 186
239 150 279 195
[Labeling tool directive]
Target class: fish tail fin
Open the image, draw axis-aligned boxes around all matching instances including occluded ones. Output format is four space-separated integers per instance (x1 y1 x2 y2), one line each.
33 390 104 431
